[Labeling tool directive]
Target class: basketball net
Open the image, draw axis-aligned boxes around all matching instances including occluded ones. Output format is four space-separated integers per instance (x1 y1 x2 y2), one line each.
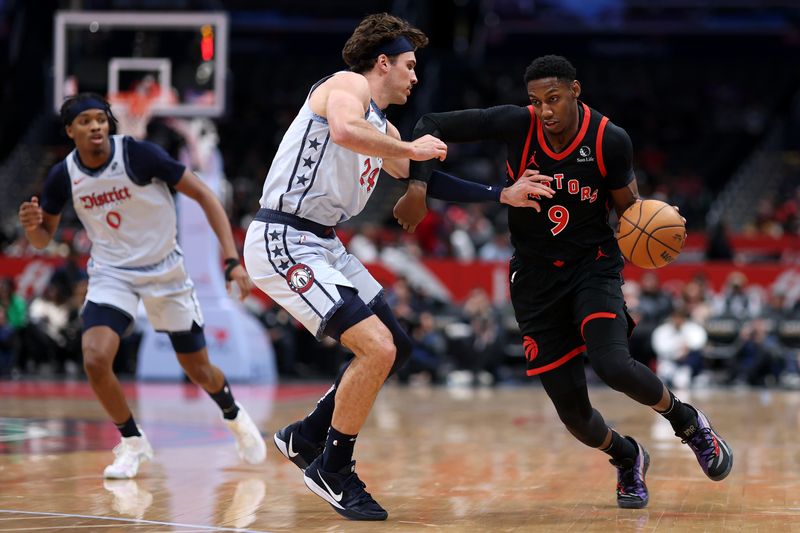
107 91 156 140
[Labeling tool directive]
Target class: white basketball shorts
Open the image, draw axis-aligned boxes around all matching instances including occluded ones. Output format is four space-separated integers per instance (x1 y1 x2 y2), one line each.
85 248 204 332
244 220 382 340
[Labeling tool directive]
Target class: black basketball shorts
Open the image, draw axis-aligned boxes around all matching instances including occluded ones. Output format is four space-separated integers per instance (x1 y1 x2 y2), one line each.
509 247 636 376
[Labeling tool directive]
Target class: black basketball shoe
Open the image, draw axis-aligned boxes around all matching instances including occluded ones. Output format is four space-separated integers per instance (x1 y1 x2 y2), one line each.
273 421 322 470
678 407 733 481
303 456 388 521
609 437 650 509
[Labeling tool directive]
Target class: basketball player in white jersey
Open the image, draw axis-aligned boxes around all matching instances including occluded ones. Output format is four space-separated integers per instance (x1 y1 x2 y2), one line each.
18 93 266 479
244 13 552 521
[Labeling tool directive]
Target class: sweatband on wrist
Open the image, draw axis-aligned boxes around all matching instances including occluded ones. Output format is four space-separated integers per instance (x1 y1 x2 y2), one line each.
426 170 502 203
224 258 240 281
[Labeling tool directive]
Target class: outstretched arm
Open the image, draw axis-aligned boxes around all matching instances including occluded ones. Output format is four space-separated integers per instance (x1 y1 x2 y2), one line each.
395 105 531 231
427 169 554 211
317 72 447 162
174 170 252 300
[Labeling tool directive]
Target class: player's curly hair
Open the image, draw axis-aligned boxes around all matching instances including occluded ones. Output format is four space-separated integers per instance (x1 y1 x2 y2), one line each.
342 13 428 74
60 92 118 134
524 55 577 85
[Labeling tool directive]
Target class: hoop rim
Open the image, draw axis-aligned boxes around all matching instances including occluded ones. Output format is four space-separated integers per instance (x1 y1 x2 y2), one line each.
107 90 159 118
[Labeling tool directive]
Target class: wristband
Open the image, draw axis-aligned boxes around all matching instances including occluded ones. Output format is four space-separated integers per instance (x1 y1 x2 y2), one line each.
224 258 240 281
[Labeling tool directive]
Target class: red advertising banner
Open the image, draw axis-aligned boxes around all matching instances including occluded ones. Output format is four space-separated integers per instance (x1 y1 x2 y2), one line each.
3 254 792 304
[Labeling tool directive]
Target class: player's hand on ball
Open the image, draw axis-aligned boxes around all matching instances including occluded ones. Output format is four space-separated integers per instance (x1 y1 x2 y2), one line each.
19 196 43 231
501 170 555 211
673 205 688 238
393 180 428 233
227 265 253 302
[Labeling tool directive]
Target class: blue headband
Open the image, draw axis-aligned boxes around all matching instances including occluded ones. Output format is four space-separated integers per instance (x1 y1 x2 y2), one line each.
64 98 110 125
373 36 415 57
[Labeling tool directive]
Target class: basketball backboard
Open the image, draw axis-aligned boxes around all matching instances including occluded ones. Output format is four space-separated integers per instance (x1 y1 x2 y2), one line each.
53 11 228 117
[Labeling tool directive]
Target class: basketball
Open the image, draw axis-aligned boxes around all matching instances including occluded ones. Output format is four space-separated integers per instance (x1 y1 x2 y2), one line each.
617 199 686 269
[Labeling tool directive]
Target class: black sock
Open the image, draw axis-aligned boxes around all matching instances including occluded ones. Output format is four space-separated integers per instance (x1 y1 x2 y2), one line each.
600 429 637 463
300 385 335 444
115 416 141 438
300 362 350 444
322 426 357 473
656 391 697 435
209 379 239 420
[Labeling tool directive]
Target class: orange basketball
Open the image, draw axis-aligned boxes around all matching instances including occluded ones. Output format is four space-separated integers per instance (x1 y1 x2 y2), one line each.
617 200 686 269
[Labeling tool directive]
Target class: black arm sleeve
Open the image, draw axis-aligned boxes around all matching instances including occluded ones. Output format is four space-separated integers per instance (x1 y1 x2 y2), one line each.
409 105 531 183
602 122 635 190
39 161 71 215
427 170 502 203
124 136 186 186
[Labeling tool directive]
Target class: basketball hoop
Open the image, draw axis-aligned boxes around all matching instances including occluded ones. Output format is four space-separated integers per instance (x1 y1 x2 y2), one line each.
108 91 157 139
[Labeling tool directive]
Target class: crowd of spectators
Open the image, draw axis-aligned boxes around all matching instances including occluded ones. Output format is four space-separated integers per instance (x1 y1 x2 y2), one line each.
746 185 800 238
2 222 800 390
0 12 798 386
161 266 800 389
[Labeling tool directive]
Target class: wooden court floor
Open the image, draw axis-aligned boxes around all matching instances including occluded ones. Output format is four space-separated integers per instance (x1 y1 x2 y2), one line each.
1 380 799 532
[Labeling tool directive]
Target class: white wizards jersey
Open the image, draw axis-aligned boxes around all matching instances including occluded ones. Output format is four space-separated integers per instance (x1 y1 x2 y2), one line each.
66 135 178 268
258 73 388 225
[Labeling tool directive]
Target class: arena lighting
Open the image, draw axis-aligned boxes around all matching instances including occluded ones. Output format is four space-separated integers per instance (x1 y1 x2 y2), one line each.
201 24 214 61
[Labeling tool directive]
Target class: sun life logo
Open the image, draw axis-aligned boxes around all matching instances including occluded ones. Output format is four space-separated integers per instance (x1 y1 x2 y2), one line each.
577 145 595 163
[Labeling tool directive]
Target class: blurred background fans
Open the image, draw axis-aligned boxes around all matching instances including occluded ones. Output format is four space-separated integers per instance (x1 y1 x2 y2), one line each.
0 0 798 389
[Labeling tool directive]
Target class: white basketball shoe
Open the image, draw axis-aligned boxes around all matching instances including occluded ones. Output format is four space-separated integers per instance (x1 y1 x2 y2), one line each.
103 433 154 479
226 402 266 465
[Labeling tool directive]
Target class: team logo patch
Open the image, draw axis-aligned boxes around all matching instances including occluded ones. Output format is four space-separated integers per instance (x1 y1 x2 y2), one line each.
286 263 314 293
522 335 539 362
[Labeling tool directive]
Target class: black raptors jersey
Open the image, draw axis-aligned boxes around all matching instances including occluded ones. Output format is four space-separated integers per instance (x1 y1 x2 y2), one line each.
411 101 635 264
506 102 633 263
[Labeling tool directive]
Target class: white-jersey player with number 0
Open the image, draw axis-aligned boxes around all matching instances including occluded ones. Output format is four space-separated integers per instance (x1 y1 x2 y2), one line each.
19 94 266 479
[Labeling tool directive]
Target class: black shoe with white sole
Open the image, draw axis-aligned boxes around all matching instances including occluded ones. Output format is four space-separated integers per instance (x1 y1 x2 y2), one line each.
303 456 388 521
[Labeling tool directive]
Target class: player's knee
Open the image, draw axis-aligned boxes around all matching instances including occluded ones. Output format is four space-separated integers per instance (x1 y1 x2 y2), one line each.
583 318 634 391
370 299 412 377
82 344 114 378
371 335 396 375
589 349 635 392
352 327 395 377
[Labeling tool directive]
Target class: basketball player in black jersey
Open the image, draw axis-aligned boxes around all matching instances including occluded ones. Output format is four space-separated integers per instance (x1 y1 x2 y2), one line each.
394 55 733 509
